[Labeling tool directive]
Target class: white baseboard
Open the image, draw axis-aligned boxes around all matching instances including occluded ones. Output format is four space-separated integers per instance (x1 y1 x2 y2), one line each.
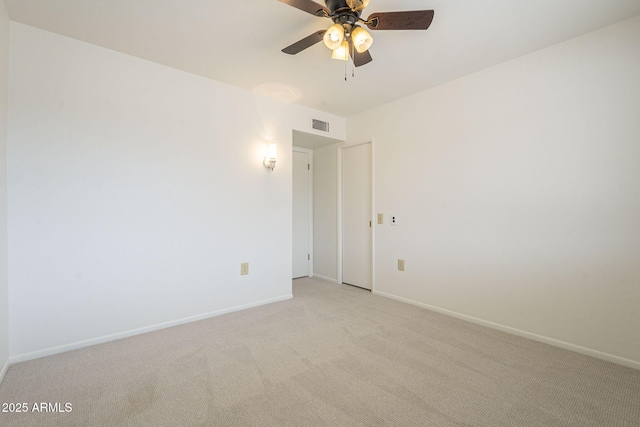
0 358 8 385
10 294 293 364
311 274 338 283
373 290 640 371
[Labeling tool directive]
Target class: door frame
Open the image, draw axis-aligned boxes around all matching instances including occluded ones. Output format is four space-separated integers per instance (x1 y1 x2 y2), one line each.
292 146 314 277
338 140 374 290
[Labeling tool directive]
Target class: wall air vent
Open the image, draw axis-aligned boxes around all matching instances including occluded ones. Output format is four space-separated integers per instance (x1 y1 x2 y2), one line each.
312 119 330 133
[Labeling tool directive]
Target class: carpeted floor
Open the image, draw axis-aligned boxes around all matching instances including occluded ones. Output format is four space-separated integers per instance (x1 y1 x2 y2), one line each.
1 277 639 426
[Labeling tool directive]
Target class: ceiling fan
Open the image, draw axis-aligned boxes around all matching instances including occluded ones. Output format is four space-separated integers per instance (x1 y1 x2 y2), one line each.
279 0 434 67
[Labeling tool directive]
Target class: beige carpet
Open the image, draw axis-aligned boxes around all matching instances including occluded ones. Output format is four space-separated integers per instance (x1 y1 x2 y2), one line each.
0 277 638 426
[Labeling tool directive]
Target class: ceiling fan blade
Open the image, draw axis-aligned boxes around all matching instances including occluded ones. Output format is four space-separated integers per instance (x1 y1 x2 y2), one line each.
282 30 326 55
366 10 434 30
351 49 372 67
278 0 329 17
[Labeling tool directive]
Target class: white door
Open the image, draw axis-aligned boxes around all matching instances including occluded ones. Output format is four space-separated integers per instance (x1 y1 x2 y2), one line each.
342 143 372 289
292 150 310 278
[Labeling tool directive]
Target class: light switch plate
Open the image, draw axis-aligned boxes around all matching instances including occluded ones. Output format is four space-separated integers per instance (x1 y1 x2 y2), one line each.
241 262 249 275
377 213 384 224
398 259 405 271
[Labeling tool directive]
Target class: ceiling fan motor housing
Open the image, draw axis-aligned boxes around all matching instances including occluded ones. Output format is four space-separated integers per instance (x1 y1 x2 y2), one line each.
324 0 350 14
326 0 361 17
325 0 362 30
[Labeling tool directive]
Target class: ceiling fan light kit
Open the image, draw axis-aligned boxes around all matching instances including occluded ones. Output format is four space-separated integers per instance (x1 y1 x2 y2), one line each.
279 0 434 71
351 26 373 53
331 40 350 60
323 23 345 50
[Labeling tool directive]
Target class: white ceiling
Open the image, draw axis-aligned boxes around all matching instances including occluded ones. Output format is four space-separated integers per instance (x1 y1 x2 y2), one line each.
5 0 640 117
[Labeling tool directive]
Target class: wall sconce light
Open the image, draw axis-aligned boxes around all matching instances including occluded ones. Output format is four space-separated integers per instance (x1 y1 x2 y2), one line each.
264 143 277 171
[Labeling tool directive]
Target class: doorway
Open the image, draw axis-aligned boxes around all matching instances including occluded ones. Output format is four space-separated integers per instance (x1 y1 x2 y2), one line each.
341 142 372 290
292 148 312 278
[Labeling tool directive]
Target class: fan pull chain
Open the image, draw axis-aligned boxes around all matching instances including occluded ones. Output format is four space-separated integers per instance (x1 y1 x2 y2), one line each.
351 43 355 78
344 58 347 81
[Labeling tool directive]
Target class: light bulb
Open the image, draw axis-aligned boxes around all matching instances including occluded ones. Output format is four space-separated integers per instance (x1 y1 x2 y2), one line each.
323 24 345 50
351 27 373 53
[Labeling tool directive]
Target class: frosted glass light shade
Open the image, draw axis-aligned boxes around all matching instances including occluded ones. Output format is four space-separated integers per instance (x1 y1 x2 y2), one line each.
331 40 349 61
267 143 277 160
351 27 373 53
323 24 345 50
264 143 277 170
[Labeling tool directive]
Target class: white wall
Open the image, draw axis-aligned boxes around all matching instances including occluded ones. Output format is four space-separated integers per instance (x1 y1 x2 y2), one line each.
312 144 338 281
348 16 640 367
7 23 345 360
0 0 9 380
